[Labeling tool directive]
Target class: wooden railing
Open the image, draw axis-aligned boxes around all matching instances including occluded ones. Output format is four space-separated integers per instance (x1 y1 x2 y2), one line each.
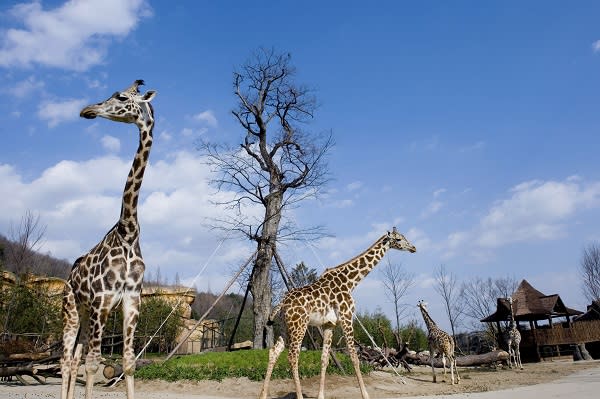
520 320 600 346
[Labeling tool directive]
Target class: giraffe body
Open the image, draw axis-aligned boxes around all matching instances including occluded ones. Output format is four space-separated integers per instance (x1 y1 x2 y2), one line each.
505 297 523 370
418 301 459 385
61 80 156 399
259 228 416 399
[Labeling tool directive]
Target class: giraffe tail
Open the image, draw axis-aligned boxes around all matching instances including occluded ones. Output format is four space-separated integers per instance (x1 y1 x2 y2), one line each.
266 303 283 326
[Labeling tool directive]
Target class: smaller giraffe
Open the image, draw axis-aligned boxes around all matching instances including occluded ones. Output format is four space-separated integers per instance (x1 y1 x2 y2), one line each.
417 300 459 384
259 228 416 399
505 297 523 370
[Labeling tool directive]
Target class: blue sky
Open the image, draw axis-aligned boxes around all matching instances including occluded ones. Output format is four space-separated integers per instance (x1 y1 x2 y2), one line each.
1 0 599 332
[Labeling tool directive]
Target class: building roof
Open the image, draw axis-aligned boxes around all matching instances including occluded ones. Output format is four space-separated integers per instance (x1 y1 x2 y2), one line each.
574 300 600 321
481 279 582 322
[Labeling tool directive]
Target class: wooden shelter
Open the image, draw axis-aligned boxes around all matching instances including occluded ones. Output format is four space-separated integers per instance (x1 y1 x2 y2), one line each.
481 280 600 361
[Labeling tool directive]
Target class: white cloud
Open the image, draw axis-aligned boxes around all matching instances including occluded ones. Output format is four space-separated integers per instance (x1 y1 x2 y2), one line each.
346 181 363 191
194 110 218 127
101 135 121 152
593 40 600 53
8 75 45 98
477 178 600 248
37 98 88 127
0 0 152 71
0 150 258 287
460 141 485 152
441 177 600 260
421 200 443 218
433 188 446 198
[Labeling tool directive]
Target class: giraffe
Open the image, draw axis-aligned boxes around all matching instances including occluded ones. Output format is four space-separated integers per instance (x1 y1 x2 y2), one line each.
505 297 523 370
417 300 459 385
60 80 156 399
258 228 416 399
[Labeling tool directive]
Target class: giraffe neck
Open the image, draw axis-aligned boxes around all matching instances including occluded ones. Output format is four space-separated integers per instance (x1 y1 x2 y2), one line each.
328 234 391 292
508 300 516 323
419 306 437 332
118 118 153 242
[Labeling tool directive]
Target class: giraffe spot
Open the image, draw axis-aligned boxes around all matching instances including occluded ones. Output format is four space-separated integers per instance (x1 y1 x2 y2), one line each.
104 270 116 286
123 193 132 207
91 279 103 292
110 248 122 257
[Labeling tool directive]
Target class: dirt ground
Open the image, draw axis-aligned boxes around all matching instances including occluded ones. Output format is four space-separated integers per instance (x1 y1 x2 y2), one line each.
2 359 599 399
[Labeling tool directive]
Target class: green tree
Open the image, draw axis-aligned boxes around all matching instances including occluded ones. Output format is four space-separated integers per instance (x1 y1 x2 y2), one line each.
289 262 318 288
352 309 395 349
0 283 61 348
105 295 184 354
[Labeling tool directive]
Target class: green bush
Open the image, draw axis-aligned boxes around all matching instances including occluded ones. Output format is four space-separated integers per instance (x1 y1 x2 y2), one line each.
136 349 373 382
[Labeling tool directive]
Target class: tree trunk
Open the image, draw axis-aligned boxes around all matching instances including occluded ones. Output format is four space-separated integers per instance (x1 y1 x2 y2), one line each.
406 350 509 367
251 192 282 349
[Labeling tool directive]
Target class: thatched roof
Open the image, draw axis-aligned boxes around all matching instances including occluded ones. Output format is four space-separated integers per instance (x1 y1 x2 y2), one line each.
481 279 582 322
574 300 600 321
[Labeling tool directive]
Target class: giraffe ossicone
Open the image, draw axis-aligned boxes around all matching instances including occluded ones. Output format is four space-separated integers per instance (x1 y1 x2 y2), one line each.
259 227 416 399
61 80 156 399
418 300 460 385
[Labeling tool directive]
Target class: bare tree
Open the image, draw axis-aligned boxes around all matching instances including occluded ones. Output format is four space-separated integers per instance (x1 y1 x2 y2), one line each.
5 210 46 276
580 242 600 302
433 264 463 338
380 260 415 339
460 276 518 346
199 48 333 348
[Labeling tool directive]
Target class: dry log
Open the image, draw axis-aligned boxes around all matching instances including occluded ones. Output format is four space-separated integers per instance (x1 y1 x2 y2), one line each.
8 352 51 361
0 365 37 378
409 350 509 367
102 359 154 380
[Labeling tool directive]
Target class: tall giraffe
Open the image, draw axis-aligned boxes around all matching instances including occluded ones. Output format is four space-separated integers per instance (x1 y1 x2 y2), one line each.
60 80 156 399
417 300 459 385
505 297 523 370
259 228 416 399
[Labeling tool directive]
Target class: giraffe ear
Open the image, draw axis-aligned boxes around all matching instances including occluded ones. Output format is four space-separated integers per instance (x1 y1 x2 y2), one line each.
141 90 156 102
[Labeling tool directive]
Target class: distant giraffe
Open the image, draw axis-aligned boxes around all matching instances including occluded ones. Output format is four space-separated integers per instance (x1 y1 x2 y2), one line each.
60 80 156 399
417 300 459 384
505 297 523 370
258 228 416 399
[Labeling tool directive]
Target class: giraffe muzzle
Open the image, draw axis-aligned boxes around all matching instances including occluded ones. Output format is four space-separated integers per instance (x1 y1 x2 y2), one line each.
80 107 98 119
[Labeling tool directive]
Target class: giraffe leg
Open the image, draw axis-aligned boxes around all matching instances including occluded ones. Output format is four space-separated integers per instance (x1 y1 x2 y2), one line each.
442 353 447 379
516 347 523 370
317 328 333 399
122 294 141 399
507 338 513 368
288 327 306 399
61 286 80 399
429 346 437 383
448 354 455 385
84 305 110 399
66 344 83 399
454 356 460 384
258 336 285 399
340 318 370 399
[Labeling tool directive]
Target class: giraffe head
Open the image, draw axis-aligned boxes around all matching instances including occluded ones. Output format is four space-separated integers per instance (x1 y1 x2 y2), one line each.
417 300 428 311
386 227 416 253
80 79 156 127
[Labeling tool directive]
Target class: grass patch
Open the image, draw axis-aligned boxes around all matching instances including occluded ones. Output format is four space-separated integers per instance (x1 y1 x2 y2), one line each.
136 349 372 382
